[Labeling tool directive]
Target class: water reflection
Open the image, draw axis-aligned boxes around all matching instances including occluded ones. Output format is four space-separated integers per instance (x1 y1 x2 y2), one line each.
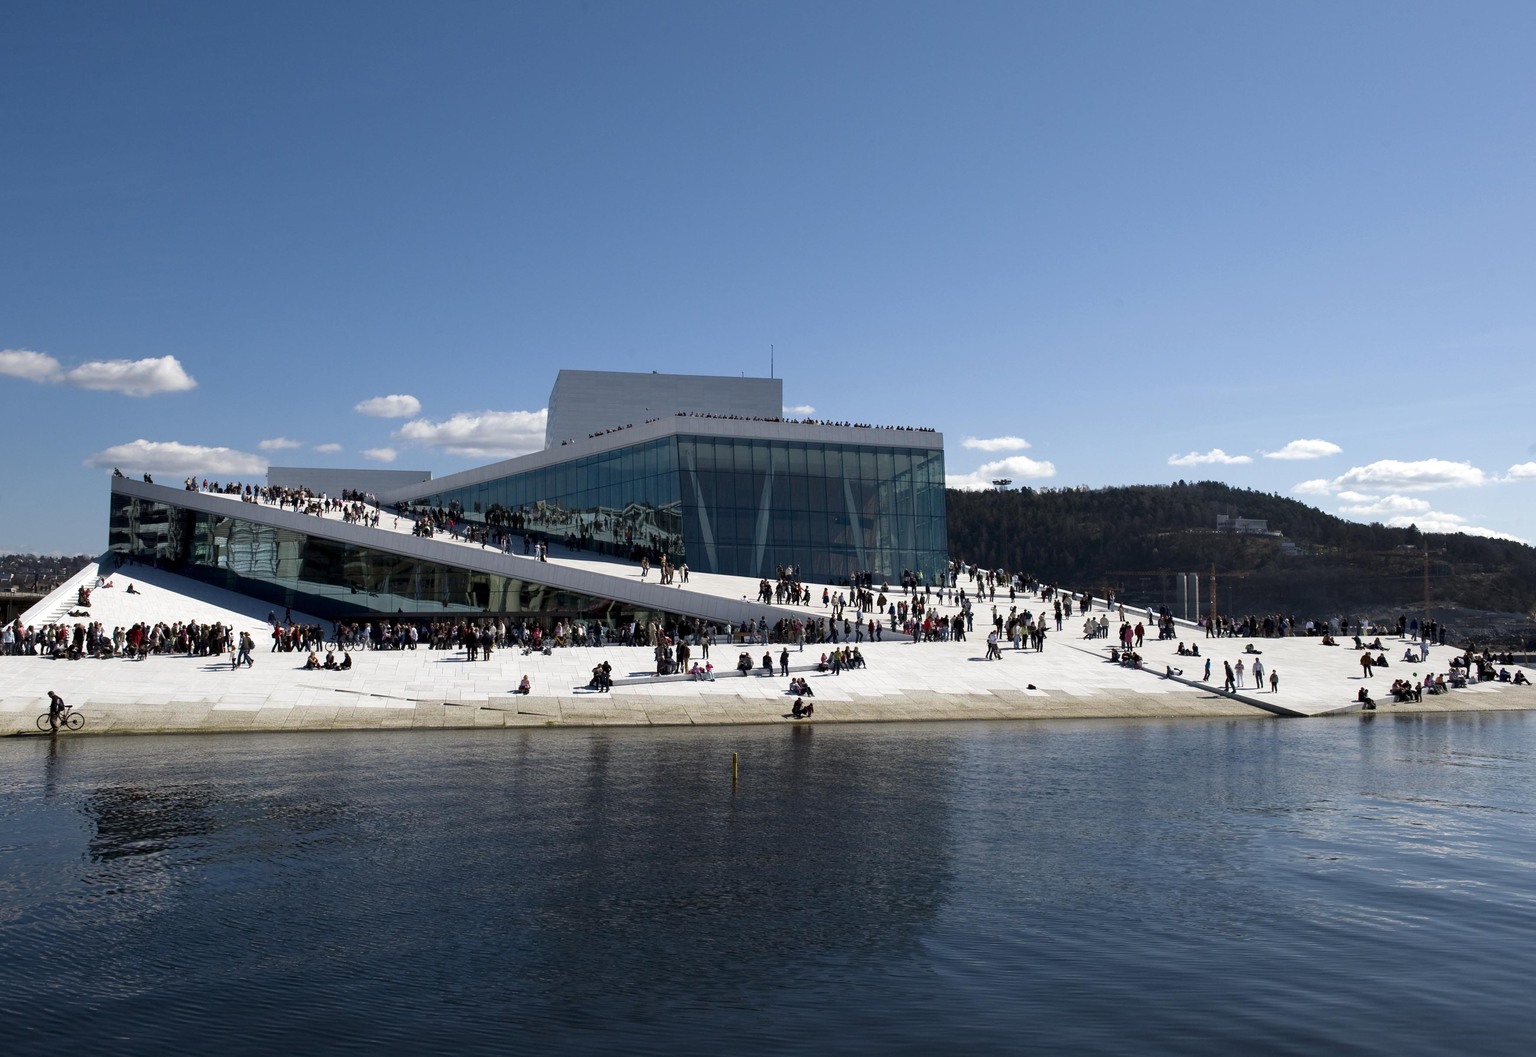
85 784 221 862
4 718 1536 1056
387 727 960 1015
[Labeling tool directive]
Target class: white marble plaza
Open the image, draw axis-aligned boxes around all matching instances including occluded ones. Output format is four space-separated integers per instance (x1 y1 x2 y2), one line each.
4 544 1532 737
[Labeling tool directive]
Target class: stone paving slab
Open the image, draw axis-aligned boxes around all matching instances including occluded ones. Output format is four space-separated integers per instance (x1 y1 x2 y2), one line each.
7 564 1536 737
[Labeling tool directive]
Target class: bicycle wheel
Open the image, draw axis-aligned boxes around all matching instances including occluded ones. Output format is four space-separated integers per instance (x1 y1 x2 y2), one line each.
65 712 85 730
36 713 51 732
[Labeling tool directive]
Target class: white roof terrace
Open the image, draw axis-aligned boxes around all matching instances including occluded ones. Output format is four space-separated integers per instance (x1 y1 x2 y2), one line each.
108 477 816 632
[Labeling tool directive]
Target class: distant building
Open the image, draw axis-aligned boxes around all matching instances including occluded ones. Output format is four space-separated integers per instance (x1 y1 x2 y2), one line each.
1216 514 1269 534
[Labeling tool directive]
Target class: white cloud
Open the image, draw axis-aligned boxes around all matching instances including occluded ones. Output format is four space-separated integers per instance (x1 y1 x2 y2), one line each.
362 447 398 463
784 404 816 416
1331 458 1486 492
1506 462 1536 480
946 455 1057 490
65 355 197 396
962 436 1031 452
1335 490 1374 502
1168 448 1252 467
1 349 195 395
0 348 63 382
1293 479 1334 496
258 437 303 451
1339 494 1432 517
355 394 421 418
395 409 547 459
313 442 343 454
85 439 266 477
1384 512 1527 543
1264 438 1342 460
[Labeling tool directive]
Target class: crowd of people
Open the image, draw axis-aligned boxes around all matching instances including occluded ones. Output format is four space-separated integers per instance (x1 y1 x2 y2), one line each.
553 411 939 448
1197 611 1454 646
13 528 1536 724
670 410 937 433
5 616 239 661
185 479 382 525
1362 648 1535 708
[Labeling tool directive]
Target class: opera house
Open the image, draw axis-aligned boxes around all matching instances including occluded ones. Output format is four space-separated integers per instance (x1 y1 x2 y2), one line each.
107 370 948 632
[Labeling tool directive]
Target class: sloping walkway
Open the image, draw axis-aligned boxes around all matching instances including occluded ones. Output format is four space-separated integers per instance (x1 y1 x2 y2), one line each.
6 558 1534 736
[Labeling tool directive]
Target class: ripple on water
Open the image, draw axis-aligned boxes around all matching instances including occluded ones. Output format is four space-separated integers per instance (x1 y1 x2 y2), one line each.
3 717 1536 1055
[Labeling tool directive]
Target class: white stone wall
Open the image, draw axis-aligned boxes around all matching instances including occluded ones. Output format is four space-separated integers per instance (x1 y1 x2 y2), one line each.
545 370 783 447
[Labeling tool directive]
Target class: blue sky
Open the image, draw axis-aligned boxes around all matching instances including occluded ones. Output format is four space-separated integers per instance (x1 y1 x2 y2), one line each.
5 0 1536 554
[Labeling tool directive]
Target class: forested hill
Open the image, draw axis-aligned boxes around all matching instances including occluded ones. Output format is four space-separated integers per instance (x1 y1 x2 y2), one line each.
945 481 1536 621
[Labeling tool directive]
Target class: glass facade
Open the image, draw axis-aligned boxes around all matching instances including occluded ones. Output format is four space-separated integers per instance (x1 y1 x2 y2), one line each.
414 437 684 564
412 433 948 584
108 494 690 628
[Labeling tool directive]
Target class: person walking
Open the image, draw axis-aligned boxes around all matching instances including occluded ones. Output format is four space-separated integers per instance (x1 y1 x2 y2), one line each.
46 691 65 733
234 631 255 669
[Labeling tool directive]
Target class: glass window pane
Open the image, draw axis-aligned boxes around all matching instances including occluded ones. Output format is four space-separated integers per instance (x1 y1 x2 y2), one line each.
860 451 877 480
823 448 843 479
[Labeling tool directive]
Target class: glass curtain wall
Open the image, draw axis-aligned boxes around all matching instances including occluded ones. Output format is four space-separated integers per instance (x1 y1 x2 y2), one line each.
108 494 680 626
407 433 947 583
676 437 947 583
414 438 684 563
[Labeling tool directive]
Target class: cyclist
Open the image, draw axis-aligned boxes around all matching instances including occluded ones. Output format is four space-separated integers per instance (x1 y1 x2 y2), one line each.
47 691 65 734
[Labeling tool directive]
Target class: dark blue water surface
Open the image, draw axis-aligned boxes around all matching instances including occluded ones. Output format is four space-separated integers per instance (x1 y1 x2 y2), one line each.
5 714 1536 1055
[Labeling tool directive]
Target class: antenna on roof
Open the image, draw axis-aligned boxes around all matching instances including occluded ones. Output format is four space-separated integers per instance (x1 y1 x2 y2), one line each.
771 344 774 378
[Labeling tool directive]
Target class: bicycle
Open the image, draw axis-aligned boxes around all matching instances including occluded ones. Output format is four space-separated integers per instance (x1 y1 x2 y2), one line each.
328 625 365 651
37 705 85 732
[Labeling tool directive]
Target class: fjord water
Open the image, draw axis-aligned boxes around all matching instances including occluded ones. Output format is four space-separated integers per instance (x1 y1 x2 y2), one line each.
5 715 1536 1056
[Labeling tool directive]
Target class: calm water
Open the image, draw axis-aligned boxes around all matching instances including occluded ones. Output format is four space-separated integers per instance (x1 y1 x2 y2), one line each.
5 714 1536 1055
